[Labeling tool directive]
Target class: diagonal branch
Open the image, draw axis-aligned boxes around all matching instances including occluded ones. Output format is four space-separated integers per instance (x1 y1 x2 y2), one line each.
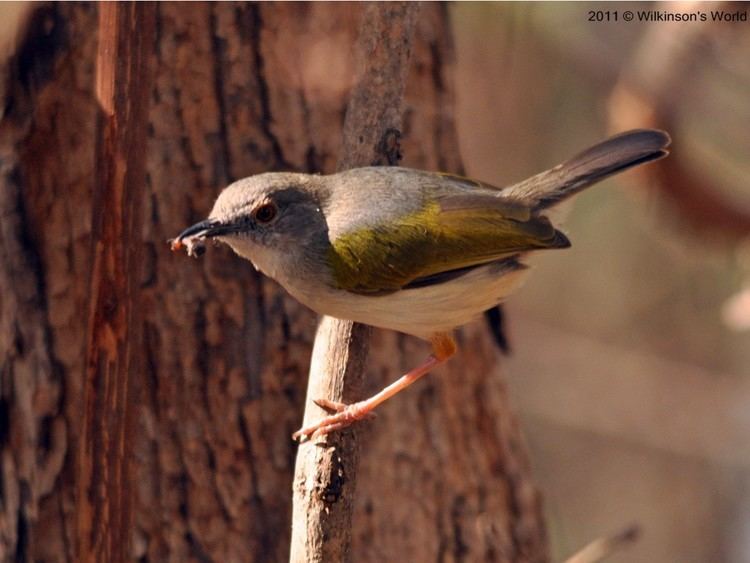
289 3 419 562
564 524 640 563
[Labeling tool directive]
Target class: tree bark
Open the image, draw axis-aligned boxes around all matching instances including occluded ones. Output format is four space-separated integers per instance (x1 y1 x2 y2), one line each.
76 3 155 563
0 3 548 562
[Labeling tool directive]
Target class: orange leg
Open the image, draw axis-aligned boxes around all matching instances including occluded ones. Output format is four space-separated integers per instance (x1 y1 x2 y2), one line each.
292 333 456 442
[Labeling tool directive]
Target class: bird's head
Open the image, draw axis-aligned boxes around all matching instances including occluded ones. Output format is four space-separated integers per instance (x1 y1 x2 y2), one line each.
174 172 329 278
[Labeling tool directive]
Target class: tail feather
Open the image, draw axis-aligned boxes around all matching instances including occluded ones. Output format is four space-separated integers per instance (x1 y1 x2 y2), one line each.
504 129 671 210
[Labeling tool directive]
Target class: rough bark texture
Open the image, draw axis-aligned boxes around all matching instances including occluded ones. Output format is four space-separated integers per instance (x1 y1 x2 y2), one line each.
76 3 155 563
290 5 418 562
0 3 548 562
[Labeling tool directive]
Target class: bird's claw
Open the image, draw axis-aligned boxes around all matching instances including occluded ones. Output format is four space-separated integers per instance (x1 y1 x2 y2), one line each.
292 398 376 442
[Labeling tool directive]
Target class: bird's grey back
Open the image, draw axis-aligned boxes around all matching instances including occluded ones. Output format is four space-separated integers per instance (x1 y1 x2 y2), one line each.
318 129 671 239
321 166 493 240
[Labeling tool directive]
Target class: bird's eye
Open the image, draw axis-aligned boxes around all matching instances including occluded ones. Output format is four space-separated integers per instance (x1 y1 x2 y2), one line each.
253 202 278 224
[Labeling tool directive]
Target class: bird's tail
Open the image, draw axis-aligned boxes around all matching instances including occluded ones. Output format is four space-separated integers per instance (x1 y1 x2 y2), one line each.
503 129 671 211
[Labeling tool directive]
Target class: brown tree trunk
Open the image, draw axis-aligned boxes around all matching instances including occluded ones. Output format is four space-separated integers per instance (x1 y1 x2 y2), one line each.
0 3 548 562
77 4 156 563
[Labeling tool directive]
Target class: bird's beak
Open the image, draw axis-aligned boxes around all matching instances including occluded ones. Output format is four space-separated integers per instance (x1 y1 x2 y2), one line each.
174 219 240 244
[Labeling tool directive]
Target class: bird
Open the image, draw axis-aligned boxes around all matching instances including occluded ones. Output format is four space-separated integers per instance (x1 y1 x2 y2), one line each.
172 128 671 441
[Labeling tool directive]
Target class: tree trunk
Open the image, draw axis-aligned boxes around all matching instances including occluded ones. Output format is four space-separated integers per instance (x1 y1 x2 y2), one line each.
0 3 548 562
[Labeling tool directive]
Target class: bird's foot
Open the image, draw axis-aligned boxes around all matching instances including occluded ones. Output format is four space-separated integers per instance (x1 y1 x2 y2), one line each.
291 399 375 442
291 334 456 442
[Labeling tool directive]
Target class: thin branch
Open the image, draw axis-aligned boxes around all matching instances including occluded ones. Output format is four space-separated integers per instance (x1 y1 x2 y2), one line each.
289 3 419 562
564 524 640 563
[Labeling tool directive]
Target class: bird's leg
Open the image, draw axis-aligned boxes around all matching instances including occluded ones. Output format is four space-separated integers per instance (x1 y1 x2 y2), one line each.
292 333 456 441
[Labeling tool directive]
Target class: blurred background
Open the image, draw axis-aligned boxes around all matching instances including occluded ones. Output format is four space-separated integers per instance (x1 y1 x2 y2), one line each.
1 2 747 561
451 2 750 561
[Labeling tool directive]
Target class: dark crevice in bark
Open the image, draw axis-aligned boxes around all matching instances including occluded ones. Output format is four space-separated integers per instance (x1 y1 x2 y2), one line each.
428 39 449 174
193 300 210 382
58 493 74 563
451 494 469 561
279 305 291 343
177 471 190 519
175 104 204 184
246 4 292 171
153 4 164 64
4 166 48 310
184 531 212 563
0 396 9 446
242 276 265 400
39 415 54 454
505 475 525 558
142 321 161 417
437 508 449 563
140 242 158 289
482 382 521 559
416 381 439 452
204 447 234 524
6 5 67 117
237 410 261 505
304 145 322 174
237 409 276 559
208 3 232 186
297 86 323 173
15 510 28 562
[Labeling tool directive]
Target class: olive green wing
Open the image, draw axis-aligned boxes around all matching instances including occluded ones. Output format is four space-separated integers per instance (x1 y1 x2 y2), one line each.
327 193 570 295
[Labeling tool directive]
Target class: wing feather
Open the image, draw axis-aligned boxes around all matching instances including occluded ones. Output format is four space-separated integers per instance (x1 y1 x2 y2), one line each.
328 193 569 295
